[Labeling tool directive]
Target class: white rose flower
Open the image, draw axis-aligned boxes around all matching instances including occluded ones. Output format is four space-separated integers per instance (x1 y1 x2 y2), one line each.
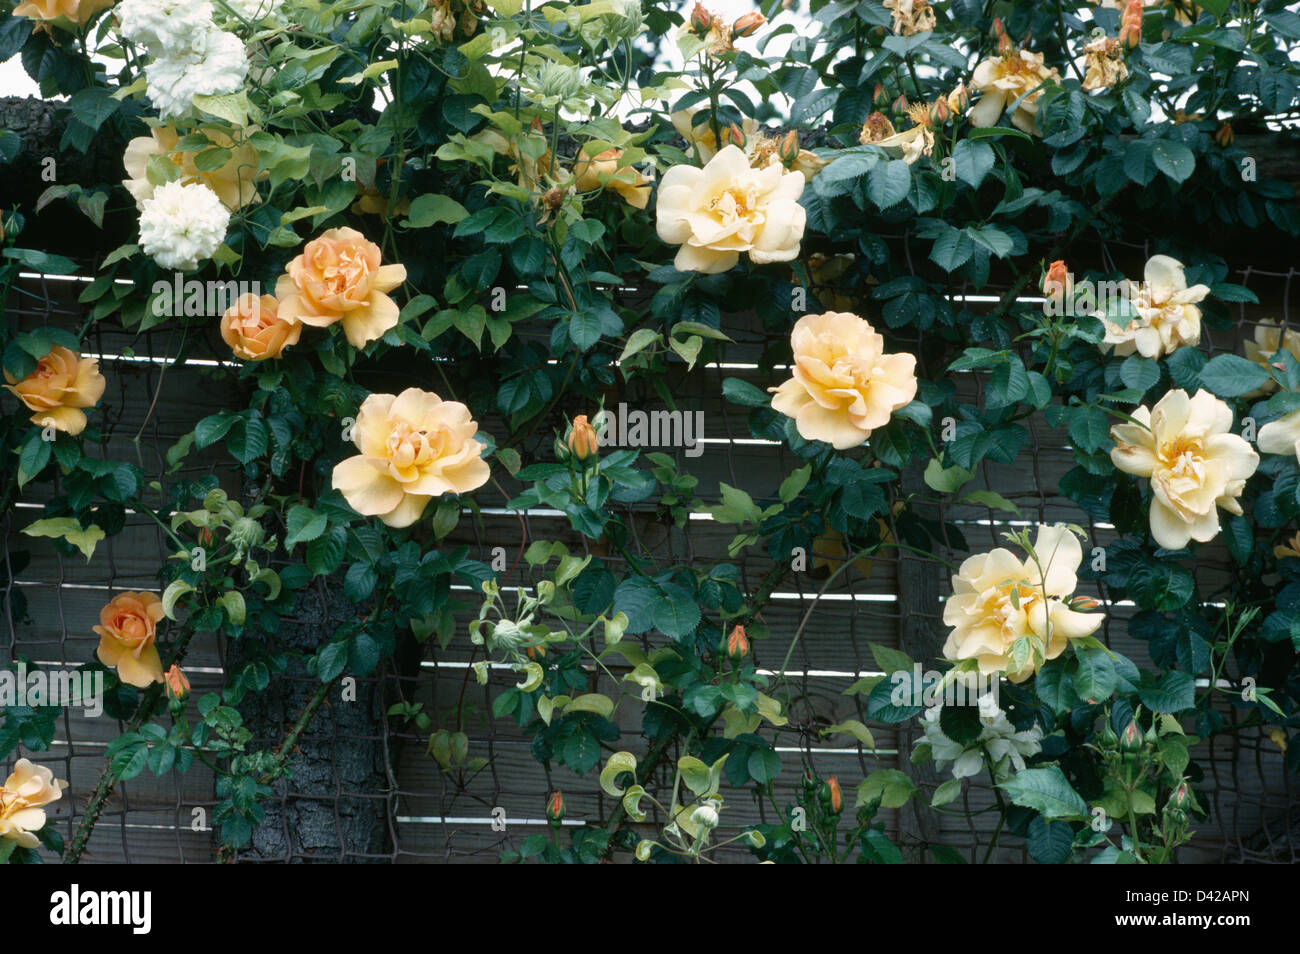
1100 255 1209 359
138 180 231 271
145 28 249 120
919 693 1043 781
117 0 215 54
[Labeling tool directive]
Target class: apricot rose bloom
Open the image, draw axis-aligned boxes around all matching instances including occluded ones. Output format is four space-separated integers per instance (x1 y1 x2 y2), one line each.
3 345 106 436
275 228 407 348
0 759 66 850
968 50 1061 135
331 388 491 528
942 525 1103 683
123 124 262 211
574 146 652 210
13 0 112 29
94 591 167 688
220 294 301 361
769 311 918 449
1101 254 1208 359
1110 389 1259 550
655 144 805 274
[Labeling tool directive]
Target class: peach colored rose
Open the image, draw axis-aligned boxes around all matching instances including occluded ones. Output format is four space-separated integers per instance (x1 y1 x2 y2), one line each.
769 311 918 449
122 124 262 211
656 144 805 274
332 388 491 528
220 294 301 361
943 525 1103 683
574 147 651 210
0 759 65 850
3 345 106 436
275 228 407 348
13 0 112 28
94 591 166 688
1110 389 1259 549
164 664 191 702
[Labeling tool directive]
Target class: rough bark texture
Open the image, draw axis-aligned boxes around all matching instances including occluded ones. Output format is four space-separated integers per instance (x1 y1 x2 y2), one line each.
225 577 393 863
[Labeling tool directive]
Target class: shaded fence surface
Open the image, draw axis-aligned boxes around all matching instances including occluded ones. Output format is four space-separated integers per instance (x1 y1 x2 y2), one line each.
3 236 1296 863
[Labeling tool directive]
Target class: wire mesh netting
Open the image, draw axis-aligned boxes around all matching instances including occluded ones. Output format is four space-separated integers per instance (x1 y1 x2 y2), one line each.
3 240 1295 863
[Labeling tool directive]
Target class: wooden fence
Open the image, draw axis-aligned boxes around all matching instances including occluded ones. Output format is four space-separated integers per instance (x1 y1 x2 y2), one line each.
3 234 1297 863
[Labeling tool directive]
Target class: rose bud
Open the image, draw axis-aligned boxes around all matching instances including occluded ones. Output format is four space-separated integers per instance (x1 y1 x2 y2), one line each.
725 624 750 661
928 96 950 125
1167 781 1192 811
1070 595 1100 612
721 122 747 148
164 665 190 703
567 414 599 461
778 130 799 167
891 93 910 115
820 776 843 813
801 768 817 795
689 2 712 35
1121 719 1144 752
1119 0 1143 49
1043 259 1068 300
872 83 890 107
732 11 765 37
947 82 970 116
546 790 565 823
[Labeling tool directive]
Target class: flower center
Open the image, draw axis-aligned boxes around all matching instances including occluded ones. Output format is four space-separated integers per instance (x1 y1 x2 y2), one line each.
1159 437 1205 483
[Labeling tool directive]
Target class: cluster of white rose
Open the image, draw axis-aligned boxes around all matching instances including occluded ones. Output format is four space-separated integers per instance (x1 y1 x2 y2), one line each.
137 180 232 271
919 693 1044 781
116 0 249 121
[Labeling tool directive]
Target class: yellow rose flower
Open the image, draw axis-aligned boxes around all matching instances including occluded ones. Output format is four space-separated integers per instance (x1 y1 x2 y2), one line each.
1258 409 1300 466
275 227 407 348
219 294 301 361
656 144 805 274
1274 532 1300 560
768 311 918 449
1101 254 1209 358
331 388 491 528
122 124 262 212
968 50 1061 135
1243 320 1300 396
94 591 167 688
943 525 1103 683
3 345 106 436
13 0 112 29
0 759 66 850
574 146 652 210
1110 389 1259 549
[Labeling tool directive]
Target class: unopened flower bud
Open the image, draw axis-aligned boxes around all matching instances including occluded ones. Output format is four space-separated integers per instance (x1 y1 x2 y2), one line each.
721 122 746 148
1167 780 1192 811
566 414 599 461
1121 719 1144 752
947 82 969 116
164 665 191 703
725 624 749 660
547 790 565 822
891 94 909 115
801 768 817 795
820 776 843 813
229 516 265 553
778 130 799 166
689 2 712 35
691 804 719 830
1070 595 1100 611
1043 259 1068 299
732 11 764 37
1120 0 1143 48
929 97 950 124
872 83 890 107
